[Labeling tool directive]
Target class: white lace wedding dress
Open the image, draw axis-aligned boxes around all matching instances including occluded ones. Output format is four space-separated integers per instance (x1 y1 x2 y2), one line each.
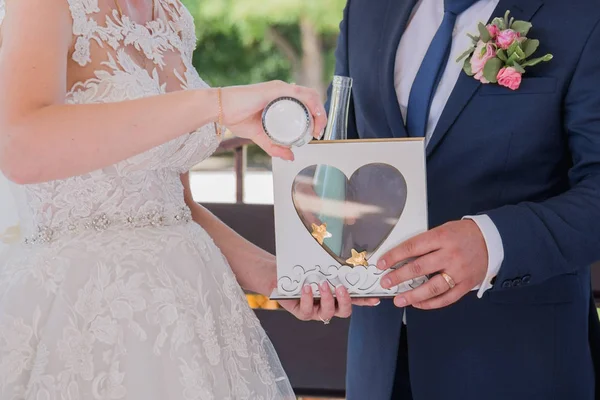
0 1 294 399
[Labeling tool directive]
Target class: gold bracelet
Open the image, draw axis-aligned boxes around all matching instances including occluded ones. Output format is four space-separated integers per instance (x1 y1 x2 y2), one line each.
216 87 223 137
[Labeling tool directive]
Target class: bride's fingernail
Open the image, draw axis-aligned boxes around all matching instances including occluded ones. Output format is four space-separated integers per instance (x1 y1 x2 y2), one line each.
382 277 392 288
303 285 312 294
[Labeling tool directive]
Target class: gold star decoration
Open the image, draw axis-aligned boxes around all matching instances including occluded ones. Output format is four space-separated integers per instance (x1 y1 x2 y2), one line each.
346 249 369 267
311 223 332 245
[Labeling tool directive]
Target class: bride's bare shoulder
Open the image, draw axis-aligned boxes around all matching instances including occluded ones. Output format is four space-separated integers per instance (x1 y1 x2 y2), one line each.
0 0 73 31
0 0 74 122
0 0 73 47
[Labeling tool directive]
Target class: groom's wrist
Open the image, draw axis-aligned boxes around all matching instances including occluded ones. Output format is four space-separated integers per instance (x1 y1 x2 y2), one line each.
462 214 504 297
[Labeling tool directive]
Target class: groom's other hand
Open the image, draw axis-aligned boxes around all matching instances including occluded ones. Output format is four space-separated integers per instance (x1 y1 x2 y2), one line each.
377 220 488 310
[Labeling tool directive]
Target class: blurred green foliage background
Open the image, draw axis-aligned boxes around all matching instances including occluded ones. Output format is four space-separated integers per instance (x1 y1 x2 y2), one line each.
182 0 346 166
183 0 346 99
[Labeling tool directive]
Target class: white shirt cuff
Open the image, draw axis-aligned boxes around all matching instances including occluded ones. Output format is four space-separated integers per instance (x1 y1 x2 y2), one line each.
463 214 504 298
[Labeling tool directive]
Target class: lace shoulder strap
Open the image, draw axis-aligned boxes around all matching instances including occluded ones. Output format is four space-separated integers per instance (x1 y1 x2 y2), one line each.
64 0 103 66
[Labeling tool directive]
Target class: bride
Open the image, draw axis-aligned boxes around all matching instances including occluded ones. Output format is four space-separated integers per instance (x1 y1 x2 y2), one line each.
0 0 377 398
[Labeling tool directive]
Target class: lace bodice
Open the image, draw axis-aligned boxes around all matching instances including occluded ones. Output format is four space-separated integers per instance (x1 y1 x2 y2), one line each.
0 0 220 241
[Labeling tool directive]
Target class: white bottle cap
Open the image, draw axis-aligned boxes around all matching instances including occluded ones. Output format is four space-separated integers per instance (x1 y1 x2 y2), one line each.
262 97 314 147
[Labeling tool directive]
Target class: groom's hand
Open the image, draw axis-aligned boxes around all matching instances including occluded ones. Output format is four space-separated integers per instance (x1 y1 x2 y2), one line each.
377 220 488 310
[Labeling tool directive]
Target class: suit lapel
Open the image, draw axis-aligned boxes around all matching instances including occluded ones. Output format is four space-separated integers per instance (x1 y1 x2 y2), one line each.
379 0 416 138
426 0 544 157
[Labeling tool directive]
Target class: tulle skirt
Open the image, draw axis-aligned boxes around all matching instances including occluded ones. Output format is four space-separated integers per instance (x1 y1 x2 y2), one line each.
0 222 294 400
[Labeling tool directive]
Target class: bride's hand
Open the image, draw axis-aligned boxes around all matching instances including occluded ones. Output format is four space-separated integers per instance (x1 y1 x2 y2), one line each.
220 81 327 161
278 283 380 323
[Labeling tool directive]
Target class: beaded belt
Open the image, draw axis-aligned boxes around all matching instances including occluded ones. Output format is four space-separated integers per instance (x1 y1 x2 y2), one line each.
24 207 193 245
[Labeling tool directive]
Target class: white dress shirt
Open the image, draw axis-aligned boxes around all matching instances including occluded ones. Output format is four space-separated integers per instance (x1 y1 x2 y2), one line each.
394 0 503 298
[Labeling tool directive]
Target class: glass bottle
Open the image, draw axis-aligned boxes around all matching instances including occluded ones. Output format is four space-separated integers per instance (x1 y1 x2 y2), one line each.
312 76 353 258
322 76 353 141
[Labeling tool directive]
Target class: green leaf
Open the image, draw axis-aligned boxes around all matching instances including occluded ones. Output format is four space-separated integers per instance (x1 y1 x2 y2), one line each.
478 22 491 43
507 52 524 66
503 10 510 28
514 45 526 59
467 33 479 43
482 58 504 83
507 41 520 57
521 54 553 67
509 17 515 29
491 17 505 30
506 41 526 60
511 20 532 36
463 57 474 76
496 49 508 62
521 39 539 58
456 46 475 63
512 63 525 74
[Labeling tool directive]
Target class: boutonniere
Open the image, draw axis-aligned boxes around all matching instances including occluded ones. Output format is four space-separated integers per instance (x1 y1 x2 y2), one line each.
457 10 553 90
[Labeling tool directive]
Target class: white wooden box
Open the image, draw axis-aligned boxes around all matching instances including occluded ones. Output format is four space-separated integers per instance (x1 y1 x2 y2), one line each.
270 138 429 299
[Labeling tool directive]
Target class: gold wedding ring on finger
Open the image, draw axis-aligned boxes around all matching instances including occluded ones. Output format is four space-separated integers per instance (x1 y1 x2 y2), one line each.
440 272 456 289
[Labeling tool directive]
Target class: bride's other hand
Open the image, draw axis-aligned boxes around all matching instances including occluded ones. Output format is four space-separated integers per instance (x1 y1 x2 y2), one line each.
221 81 327 161
278 283 380 323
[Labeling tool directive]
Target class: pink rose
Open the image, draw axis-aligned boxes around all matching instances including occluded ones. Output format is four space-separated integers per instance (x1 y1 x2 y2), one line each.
470 40 496 83
496 67 522 90
486 24 500 39
496 29 521 50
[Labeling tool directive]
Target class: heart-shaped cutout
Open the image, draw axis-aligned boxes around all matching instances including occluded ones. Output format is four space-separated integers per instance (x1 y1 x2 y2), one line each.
292 163 407 266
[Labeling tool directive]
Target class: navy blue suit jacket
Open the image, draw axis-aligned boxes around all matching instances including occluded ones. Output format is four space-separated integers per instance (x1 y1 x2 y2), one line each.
325 0 600 399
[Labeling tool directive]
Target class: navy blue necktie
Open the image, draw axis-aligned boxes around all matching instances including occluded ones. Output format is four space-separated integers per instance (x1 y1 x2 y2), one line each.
406 0 479 137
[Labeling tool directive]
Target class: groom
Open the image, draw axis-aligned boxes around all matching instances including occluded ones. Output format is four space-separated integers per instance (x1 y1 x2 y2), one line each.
325 0 600 399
